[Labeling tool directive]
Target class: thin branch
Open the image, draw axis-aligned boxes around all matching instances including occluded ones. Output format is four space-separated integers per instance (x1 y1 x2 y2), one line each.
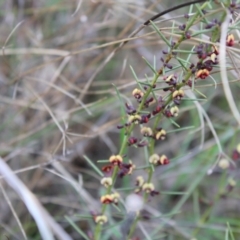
219 9 240 125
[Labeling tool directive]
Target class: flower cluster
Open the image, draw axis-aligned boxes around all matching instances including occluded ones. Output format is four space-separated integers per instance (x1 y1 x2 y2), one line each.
193 44 219 80
135 176 159 197
149 153 170 166
101 155 135 178
116 86 172 150
192 32 235 81
100 192 120 205
164 105 179 118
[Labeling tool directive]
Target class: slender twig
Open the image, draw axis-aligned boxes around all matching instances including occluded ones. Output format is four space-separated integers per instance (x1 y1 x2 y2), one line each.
219 9 240 125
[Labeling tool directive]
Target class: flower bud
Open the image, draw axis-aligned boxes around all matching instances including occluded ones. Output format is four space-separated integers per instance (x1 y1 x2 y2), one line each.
109 155 123 165
100 177 113 188
142 183 155 193
226 34 234 47
128 114 141 124
132 88 144 99
196 69 209 79
170 106 179 117
149 154 159 164
155 129 166 140
100 194 113 204
159 155 170 165
136 176 144 187
141 127 153 137
95 215 108 225
218 158 230 169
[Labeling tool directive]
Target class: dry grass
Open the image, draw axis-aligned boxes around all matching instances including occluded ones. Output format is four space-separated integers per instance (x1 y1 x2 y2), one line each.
0 1 240 240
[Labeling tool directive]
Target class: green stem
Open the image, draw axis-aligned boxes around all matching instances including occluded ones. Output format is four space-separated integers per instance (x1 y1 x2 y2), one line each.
192 171 227 237
93 166 119 240
127 216 139 239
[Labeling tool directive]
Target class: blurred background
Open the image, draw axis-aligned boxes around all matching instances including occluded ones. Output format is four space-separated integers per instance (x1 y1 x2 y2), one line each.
0 0 240 239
